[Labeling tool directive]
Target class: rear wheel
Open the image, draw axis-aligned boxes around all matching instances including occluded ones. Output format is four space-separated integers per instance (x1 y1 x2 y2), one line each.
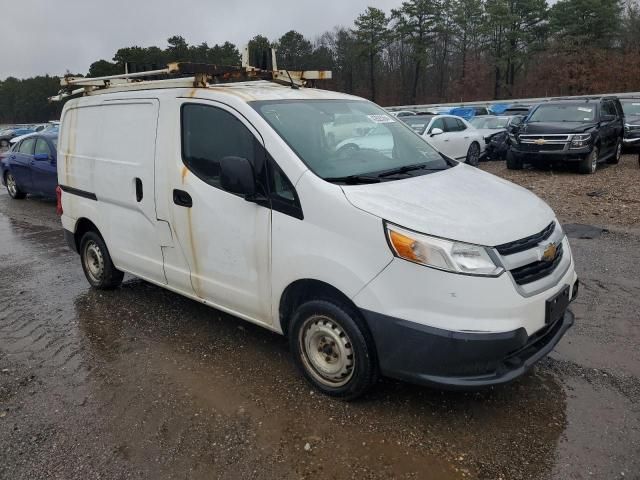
579 146 599 174
289 299 377 400
606 139 622 164
506 150 523 170
80 231 124 289
5 172 26 199
465 142 480 167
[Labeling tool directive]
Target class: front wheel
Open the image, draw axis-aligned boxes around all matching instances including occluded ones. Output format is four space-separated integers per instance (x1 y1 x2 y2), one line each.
289 300 377 400
465 142 480 167
506 150 523 170
579 146 599 174
5 172 26 199
606 139 622 164
80 231 124 289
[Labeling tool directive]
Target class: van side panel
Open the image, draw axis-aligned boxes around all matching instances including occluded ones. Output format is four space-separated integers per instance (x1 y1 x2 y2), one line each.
58 99 166 284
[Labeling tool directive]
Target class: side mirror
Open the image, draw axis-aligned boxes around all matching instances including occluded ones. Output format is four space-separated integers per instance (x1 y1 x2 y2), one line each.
601 114 615 123
34 153 50 161
430 127 444 137
220 156 256 198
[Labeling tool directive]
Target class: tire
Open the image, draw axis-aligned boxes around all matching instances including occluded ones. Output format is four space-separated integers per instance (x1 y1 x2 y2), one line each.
289 299 377 400
79 231 124 289
5 172 26 199
506 150 523 170
606 139 622 164
465 142 480 167
579 146 599 174
0 139 9 148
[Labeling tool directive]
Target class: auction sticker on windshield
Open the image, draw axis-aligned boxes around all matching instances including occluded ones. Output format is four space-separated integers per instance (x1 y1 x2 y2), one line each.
367 114 395 123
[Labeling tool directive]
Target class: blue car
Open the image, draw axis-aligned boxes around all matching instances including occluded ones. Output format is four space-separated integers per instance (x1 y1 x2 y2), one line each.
1 133 58 199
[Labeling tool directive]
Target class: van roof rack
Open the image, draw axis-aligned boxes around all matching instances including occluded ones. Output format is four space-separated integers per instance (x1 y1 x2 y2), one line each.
50 46 332 102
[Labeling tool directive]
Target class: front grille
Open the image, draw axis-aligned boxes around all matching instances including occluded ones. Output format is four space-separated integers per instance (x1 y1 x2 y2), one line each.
518 143 566 152
520 134 570 142
510 243 564 285
496 222 555 255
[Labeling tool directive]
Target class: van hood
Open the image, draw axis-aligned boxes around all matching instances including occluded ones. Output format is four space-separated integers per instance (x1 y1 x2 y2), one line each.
520 122 597 134
341 164 555 246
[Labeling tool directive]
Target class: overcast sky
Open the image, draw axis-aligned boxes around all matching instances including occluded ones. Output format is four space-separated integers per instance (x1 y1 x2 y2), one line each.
1 0 403 79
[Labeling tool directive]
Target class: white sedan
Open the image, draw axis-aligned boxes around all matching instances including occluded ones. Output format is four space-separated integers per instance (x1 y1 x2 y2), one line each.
401 114 485 165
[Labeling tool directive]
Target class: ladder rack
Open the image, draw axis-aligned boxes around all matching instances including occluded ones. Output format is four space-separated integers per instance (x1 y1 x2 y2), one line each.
50 46 332 102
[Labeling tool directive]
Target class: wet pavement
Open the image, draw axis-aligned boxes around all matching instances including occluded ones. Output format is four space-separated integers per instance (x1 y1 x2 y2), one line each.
0 165 639 479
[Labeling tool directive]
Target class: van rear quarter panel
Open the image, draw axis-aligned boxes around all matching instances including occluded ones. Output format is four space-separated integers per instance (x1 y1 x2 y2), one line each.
58 97 166 283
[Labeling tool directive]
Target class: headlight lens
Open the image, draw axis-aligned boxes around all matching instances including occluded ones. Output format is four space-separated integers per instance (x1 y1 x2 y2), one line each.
386 224 504 276
570 133 592 149
508 133 518 143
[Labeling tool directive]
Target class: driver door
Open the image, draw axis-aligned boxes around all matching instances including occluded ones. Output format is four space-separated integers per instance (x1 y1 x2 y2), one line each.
167 101 272 323
426 117 454 158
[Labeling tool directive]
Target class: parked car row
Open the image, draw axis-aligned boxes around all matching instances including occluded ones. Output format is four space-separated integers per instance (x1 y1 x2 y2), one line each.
0 132 58 198
0 122 59 148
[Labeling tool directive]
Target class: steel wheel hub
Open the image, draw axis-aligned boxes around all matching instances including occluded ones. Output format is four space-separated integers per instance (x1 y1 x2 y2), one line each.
84 241 105 282
299 315 354 387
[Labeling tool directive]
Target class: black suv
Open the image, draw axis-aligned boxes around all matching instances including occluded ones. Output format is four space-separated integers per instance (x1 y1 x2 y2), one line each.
507 97 624 174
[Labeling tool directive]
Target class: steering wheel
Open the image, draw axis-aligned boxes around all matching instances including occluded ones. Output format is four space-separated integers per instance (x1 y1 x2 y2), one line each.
335 143 360 156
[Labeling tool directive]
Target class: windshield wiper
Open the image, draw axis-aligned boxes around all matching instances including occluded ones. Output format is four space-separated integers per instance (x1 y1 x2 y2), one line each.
377 163 427 178
324 174 381 184
377 163 446 178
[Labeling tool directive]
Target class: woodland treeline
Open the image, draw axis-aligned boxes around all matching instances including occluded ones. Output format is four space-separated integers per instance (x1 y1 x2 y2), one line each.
1 0 640 123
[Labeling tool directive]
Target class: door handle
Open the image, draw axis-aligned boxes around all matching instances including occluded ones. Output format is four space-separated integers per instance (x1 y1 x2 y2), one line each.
135 178 143 202
173 189 192 208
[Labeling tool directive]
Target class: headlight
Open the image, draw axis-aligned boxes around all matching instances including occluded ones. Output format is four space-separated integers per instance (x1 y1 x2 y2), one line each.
570 133 592 149
385 223 504 276
508 133 518 143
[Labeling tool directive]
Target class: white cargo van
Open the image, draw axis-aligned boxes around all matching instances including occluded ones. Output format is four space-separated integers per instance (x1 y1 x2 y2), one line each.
57 72 578 399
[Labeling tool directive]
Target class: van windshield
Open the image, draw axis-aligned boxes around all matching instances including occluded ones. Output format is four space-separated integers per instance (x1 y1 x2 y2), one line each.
252 100 451 183
528 104 596 123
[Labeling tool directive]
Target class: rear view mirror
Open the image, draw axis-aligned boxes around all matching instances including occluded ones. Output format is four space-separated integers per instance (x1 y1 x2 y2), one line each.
220 156 256 199
33 153 50 161
601 114 615 123
430 127 444 137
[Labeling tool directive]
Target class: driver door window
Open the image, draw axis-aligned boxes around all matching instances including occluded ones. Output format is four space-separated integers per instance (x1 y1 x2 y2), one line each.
18 138 36 155
427 118 453 157
181 103 260 193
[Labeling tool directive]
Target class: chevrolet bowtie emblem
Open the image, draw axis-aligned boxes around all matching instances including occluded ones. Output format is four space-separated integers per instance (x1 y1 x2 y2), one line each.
534 138 547 145
542 243 557 262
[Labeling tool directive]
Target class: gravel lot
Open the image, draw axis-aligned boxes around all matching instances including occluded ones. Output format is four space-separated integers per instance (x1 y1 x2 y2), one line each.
481 154 640 227
0 155 639 479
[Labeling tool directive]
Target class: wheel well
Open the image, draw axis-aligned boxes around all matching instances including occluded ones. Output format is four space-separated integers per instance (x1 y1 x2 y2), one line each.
279 279 360 336
73 218 100 251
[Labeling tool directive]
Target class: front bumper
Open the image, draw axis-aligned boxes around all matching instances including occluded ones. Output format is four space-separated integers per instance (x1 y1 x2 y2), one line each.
362 307 574 389
623 135 640 146
511 145 592 162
